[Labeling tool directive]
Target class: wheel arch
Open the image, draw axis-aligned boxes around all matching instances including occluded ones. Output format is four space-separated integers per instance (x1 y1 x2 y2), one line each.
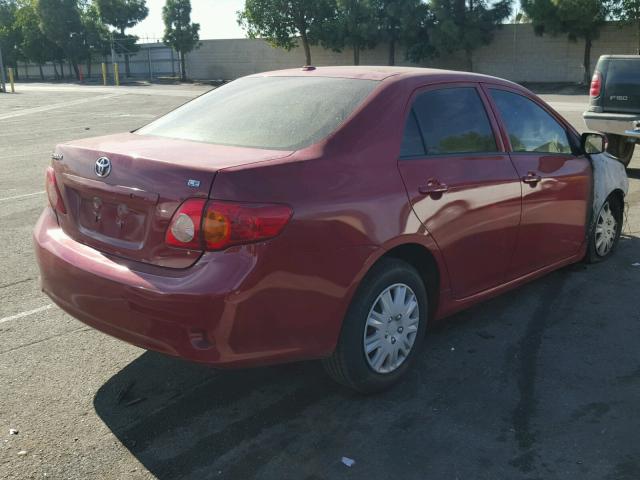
381 243 441 319
348 238 448 324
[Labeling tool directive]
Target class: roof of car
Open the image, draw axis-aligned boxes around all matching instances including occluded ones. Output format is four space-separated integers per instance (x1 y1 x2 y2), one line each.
252 65 518 87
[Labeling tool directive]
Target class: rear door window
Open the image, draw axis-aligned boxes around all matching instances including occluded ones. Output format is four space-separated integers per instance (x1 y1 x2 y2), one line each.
408 87 498 156
490 89 572 154
400 111 426 157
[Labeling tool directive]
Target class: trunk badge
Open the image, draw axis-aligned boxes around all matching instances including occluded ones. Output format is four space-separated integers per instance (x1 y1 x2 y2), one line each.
187 179 201 188
95 157 112 178
51 153 63 161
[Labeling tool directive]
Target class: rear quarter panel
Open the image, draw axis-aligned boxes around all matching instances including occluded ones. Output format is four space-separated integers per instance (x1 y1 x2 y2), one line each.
209 79 451 353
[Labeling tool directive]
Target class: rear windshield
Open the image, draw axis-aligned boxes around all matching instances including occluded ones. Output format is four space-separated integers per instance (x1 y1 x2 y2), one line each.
137 76 379 150
606 59 640 85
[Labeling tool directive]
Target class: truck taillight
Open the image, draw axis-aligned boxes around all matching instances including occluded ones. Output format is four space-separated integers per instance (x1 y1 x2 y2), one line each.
165 199 292 251
45 167 66 214
590 71 602 97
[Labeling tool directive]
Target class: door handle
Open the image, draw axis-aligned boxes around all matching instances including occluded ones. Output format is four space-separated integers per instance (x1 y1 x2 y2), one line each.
522 172 542 185
418 181 449 195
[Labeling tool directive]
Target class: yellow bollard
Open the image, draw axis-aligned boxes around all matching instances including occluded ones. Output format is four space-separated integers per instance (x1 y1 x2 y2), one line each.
8 67 14 93
101 63 107 86
113 63 119 86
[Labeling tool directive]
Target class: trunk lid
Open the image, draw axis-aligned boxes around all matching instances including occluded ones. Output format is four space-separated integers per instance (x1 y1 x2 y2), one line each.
602 57 640 114
53 133 291 268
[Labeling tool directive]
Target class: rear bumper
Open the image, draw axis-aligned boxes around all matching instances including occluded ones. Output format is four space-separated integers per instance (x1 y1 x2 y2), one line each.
583 111 640 138
33 209 364 367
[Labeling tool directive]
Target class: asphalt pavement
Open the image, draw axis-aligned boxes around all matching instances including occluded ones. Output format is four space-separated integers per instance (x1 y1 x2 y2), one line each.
0 84 639 480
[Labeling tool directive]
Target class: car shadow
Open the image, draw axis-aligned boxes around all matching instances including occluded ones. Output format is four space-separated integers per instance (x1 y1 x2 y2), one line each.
94 236 640 480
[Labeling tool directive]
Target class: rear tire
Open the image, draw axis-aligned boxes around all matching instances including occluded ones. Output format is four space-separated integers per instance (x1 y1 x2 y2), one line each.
585 194 623 264
606 134 635 168
323 258 428 394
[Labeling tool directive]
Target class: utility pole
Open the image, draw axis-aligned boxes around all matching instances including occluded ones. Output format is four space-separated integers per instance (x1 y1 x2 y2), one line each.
0 46 6 93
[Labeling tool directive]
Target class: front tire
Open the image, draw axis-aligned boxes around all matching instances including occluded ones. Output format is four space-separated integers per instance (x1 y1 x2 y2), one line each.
323 258 428 393
606 134 635 168
586 195 623 263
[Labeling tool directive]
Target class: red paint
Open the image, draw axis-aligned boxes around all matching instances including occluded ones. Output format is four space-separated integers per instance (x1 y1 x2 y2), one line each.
33 67 593 368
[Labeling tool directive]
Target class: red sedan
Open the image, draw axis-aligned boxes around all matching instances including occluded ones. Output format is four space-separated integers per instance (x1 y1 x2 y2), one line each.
34 67 626 392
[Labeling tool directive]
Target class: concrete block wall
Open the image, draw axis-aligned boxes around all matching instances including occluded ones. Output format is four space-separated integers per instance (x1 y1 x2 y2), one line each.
186 23 638 83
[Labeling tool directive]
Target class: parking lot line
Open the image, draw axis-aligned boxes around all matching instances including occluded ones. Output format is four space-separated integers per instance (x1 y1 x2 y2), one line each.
0 305 53 325
0 190 45 202
0 93 123 121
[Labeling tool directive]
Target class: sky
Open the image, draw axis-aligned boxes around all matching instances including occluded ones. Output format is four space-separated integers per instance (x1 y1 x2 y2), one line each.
129 0 247 42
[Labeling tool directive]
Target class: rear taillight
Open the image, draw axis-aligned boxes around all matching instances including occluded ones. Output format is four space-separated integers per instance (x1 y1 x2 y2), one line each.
590 71 602 97
45 167 66 214
165 198 206 250
165 199 292 251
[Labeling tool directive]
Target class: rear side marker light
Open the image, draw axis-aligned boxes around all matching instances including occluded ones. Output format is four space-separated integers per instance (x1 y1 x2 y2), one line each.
45 167 66 214
590 71 602 98
165 199 292 251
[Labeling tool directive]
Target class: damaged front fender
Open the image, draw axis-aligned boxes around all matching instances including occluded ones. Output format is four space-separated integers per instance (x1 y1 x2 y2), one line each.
590 153 628 225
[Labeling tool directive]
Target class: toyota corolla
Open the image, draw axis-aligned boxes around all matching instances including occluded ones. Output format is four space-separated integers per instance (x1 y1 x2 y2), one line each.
34 67 628 393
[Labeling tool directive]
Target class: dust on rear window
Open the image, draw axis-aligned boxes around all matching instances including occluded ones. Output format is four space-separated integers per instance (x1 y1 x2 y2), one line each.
137 76 379 150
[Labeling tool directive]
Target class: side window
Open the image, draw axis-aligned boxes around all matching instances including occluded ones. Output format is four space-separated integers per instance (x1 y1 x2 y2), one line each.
400 110 425 157
411 87 498 155
490 89 572 154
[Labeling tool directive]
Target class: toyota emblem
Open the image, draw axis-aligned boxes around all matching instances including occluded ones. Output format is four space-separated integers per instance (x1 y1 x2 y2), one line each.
95 157 111 178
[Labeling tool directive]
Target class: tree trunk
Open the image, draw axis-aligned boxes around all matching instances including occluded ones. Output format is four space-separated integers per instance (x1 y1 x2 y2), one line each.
300 30 312 65
87 58 92 78
72 61 80 80
180 51 187 81
583 36 592 85
353 45 360 65
120 27 131 77
39 64 44 81
53 63 59 80
59 61 65 79
388 39 396 66
637 19 640 55
465 48 473 72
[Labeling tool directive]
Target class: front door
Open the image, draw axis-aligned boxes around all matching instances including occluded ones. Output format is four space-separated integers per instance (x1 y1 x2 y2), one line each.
397 84 522 299
486 87 592 278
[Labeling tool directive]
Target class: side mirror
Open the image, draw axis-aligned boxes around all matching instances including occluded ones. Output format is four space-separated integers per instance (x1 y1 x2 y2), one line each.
581 132 606 154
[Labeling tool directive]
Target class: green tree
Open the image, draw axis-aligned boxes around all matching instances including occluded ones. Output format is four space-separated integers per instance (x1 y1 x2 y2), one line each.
238 0 335 66
162 0 199 81
0 0 21 74
522 0 610 84
611 0 640 54
81 2 111 77
96 0 148 76
322 0 378 65
373 0 432 65
37 0 86 79
14 0 58 79
430 0 512 71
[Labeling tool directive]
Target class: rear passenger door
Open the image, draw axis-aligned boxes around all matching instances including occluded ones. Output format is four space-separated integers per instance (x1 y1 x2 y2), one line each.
486 87 591 278
397 84 522 299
